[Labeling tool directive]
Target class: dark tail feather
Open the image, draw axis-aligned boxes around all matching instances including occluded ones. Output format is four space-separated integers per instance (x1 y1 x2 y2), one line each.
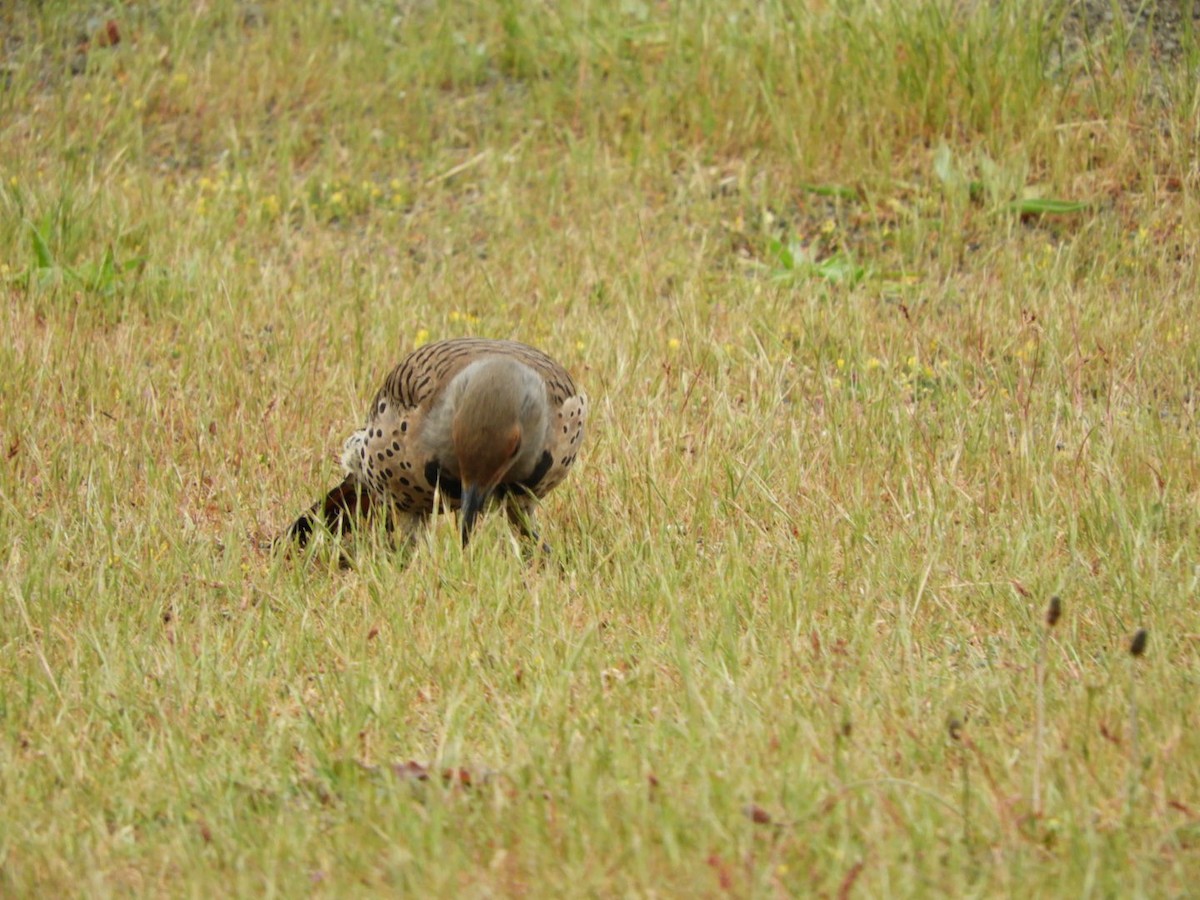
282 476 373 548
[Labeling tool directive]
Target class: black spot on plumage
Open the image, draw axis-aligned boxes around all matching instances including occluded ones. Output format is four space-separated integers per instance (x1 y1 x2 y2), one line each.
400 421 408 433
522 450 553 493
425 460 462 500
392 441 400 451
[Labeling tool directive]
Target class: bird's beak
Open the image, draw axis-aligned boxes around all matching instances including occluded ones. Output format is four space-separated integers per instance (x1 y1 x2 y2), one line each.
460 483 488 545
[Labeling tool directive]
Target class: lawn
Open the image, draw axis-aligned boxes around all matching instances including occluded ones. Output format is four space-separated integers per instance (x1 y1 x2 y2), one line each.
1 0 1198 894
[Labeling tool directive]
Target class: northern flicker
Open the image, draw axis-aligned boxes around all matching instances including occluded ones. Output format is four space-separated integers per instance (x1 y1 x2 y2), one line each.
285 338 587 549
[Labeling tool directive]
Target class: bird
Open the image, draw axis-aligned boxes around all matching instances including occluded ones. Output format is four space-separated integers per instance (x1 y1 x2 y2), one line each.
284 337 587 550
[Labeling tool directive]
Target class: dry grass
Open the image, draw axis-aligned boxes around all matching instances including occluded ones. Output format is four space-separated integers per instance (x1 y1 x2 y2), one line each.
2 0 1199 894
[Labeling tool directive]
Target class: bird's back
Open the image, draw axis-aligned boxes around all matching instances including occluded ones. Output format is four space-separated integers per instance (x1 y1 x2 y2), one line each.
373 338 579 413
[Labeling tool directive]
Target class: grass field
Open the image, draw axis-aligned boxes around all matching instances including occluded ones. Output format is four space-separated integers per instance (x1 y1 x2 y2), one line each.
2 0 1199 894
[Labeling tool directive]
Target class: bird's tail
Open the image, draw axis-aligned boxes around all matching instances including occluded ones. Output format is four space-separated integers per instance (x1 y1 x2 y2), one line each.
282 475 374 548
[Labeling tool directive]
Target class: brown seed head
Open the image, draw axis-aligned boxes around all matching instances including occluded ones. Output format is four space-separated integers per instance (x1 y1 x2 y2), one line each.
1130 628 1147 658
1046 595 1062 627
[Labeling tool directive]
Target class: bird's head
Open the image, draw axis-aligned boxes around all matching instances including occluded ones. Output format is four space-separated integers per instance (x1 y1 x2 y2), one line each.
451 357 547 543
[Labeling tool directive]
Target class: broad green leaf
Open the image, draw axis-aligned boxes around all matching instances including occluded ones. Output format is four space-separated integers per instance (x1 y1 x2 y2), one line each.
1007 197 1090 215
797 182 858 200
28 222 53 269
